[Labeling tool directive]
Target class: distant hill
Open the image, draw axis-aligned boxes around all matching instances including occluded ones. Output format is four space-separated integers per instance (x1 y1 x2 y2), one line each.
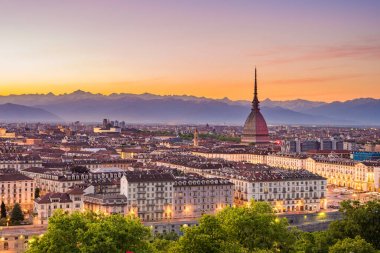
0 91 379 125
304 98 380 125
0 103 61 122
261 99 326 112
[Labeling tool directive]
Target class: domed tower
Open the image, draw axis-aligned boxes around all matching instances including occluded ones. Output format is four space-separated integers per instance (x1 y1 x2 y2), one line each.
241 68 269 144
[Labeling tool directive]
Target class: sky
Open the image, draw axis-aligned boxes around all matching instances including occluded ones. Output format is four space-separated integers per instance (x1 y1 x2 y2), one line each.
0 0 379 102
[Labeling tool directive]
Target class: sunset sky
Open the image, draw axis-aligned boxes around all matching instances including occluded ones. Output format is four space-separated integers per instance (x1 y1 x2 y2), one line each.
0 0 379 102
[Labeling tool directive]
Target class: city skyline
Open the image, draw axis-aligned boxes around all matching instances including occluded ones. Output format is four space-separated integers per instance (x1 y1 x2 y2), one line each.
1 0 380 102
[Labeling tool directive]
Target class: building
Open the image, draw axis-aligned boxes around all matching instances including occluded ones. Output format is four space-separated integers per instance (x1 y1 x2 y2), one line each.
34 191 83 224
157 155 327 212
241 68 270 144
0 173 34 210
0 225 46 253
0 155 42 171
353 151 380 161
343 141 359 151
173 177 233 219
209 165 327 212
266 153 307 170
305 158 380 191
93 119 122 133
0 128 16 138
364 143 380 152
193 149 268 164
120 172 175 221
83 194 128 216
282 139 343 153
21 167 126 194
194 149 380 192
93 126 121 134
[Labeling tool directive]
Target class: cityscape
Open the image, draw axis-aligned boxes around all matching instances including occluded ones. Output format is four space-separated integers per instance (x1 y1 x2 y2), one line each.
1 1 380 253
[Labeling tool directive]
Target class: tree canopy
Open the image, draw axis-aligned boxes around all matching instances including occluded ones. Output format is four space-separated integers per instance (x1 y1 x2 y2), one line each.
328 200 380 249
328 236 377 253
26 211 152 253
174 200 296 253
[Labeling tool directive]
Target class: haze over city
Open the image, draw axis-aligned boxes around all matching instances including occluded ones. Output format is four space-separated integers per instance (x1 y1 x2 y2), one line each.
1 0 380 101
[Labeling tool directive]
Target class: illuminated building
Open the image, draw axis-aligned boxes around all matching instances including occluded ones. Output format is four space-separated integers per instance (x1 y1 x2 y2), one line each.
0 173 34 210
172 177 233 219
120 172 175 221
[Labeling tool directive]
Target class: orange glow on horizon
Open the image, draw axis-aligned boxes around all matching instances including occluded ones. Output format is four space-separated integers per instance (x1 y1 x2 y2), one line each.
1 72 379 102
0 1 379 102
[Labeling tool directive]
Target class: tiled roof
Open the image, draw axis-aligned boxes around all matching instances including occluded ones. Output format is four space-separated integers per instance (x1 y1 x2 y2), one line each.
35 193 72 204
125 172 175 182
0 173 33 182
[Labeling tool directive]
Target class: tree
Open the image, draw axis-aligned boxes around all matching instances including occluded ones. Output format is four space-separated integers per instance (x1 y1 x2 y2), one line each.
217 200 296 252
151 238 178 253
26 210 153 253
328 200 380 248
175 215 247 253
174 200 296 253
34 188 40 199
328 236 376 253
1 201 6 218
294 231 335 253
10 203 24 223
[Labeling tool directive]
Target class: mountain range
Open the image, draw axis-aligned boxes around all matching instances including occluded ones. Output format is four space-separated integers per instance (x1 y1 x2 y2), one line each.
0 90 379 125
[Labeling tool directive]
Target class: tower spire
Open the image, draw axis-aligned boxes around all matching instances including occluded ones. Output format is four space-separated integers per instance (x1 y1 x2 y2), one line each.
252 67 260 110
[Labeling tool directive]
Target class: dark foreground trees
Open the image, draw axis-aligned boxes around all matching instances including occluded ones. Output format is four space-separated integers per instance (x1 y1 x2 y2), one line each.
27 200 380 253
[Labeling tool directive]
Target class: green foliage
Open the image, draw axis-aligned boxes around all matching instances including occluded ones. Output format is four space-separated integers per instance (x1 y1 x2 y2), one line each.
26 200 380 253
294 200 380 253
328 236 377 253
34 188 40 199
1 201 6 218
199 133 240 142
154 231 179 241
327 200 380 249
179 133 194 140
150 238 178 253
10 203 24 223
294 231 334 253
153 130 175 136
173 200 295 253
179 132 240 142
26 211 153 253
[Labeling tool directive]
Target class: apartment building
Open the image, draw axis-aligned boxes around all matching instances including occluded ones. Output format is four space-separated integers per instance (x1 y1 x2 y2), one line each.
34 191 83 224
173 177 233 219
305 157 380 191
120 172 175 221
0 173 34 210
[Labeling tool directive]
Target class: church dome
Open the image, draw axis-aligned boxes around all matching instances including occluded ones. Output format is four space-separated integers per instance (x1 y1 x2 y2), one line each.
242 109 269 143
